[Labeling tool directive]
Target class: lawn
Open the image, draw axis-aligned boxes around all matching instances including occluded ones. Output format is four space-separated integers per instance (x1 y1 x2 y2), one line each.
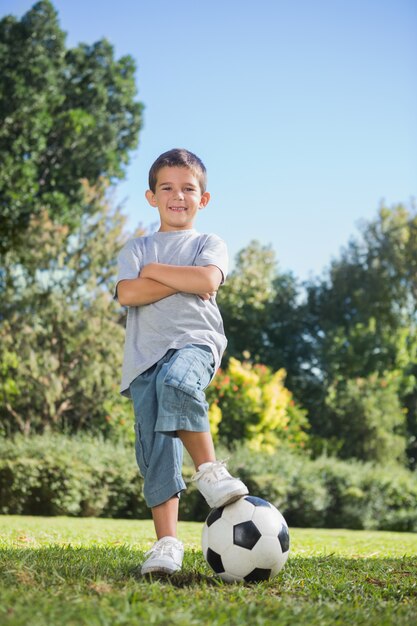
0 515 416 625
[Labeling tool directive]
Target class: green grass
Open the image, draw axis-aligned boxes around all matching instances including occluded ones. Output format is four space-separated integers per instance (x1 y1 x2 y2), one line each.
1 515 416 625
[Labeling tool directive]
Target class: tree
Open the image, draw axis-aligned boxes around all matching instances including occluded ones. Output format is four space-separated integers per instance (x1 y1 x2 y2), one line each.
324 373 407 464
303 203 417 464
218 206 417 465
0 181 143 437
217 240 278 362
0 0 143 254
261 272 312 393
218 241 304 368
217 240 312 407
305 204 417 382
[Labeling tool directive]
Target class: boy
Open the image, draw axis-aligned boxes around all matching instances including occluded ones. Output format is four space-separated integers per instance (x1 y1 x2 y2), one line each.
114 148 248 575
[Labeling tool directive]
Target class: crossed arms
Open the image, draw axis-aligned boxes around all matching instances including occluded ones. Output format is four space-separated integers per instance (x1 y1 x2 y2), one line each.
117 263 223 307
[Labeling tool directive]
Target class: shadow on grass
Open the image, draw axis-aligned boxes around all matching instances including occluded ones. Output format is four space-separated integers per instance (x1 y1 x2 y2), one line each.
140 571 221 587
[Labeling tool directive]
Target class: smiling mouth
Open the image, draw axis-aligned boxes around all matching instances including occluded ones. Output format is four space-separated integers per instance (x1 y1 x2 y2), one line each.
169 206 187 212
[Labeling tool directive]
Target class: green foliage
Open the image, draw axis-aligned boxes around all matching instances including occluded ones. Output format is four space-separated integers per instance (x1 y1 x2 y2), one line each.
324 373 407 463
221 444 417 532
0 433 146 518
218 241 307 387
1 3 416 482
218 205 417 468
217 240 277 361
299 203 417 465
219 239 277 311
0 182 137 437
206 357 309 452
306 204 417 339
0 2 143 437
1 435 417 533
0 0 143 253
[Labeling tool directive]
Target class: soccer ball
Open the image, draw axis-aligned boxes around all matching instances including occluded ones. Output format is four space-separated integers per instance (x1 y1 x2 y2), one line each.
202 495 290 583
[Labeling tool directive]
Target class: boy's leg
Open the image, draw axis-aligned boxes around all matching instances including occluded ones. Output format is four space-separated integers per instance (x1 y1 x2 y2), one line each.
130 363 185 575
130 361 187 511
178 429 248 508
177 430 215 469
140 495 184 576
152 496 179 539
156 345 248 509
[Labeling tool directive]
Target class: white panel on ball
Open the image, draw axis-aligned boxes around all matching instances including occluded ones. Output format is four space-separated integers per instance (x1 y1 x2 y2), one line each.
222 498 254 525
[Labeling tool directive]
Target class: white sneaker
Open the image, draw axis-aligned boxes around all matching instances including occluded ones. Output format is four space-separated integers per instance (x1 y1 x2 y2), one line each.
140 536 184 576
191 460 249 509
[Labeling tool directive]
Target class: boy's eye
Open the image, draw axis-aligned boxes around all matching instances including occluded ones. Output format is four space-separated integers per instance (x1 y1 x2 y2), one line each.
184 187 196 192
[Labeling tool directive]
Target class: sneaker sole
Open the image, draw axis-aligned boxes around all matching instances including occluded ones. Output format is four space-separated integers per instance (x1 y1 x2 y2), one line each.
141 565 181 576
209 486 249 509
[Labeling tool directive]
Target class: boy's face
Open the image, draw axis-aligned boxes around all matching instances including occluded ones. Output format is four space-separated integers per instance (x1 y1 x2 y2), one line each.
145 166 210 232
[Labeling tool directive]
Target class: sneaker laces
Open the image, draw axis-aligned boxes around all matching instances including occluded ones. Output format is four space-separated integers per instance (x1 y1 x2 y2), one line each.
191 459 232 484
144 537 182 559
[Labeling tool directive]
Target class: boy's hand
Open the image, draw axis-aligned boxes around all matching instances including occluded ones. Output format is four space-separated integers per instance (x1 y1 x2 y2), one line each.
198 291 216 301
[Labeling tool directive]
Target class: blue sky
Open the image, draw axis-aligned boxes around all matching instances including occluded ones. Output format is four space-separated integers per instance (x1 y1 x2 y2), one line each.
3 0 416 280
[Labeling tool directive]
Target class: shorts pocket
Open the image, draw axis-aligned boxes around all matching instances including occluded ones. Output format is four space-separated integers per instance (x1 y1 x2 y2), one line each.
163 346 214 401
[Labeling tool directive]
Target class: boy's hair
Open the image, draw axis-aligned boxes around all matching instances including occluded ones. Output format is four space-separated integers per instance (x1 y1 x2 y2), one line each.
148 148 207 193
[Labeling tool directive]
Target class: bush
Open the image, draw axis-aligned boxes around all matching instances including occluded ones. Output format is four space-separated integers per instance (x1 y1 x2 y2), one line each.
0 433 147 518
206 358 309 452
324 373 407 463
1 434 416 531
210 444 417 532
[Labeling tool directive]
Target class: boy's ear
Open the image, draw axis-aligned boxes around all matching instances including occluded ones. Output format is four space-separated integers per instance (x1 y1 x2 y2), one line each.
145 190 158 206
199 191 211 209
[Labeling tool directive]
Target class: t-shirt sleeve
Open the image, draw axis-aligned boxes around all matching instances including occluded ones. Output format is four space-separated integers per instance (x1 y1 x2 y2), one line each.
113 240 142 301
194 234 228 284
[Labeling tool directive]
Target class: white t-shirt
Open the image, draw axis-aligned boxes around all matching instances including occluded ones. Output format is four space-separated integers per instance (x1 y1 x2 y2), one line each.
114 229 228 396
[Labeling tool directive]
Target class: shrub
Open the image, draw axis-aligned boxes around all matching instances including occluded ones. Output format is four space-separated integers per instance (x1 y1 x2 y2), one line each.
1 434 416 531
206 444 417 532
0 433 147 518
325 373 407 463
206 358 309 452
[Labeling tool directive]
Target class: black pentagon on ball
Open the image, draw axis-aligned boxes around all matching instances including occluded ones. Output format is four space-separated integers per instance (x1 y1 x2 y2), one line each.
278 525 290 553
206 506 225 527
244 495 271 508
206 548 225 573
233 520 262 549
244 568 272 583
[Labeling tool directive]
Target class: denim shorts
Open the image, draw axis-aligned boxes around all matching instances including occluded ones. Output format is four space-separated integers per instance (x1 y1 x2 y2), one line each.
129 344 215 508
